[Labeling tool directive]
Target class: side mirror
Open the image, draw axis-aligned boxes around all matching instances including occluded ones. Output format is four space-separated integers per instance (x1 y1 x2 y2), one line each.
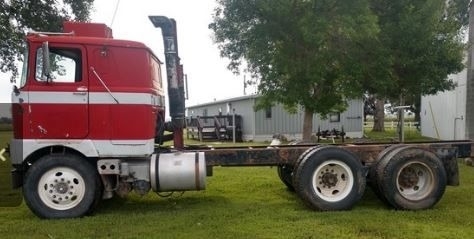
13 85 20 96
41 42 51 82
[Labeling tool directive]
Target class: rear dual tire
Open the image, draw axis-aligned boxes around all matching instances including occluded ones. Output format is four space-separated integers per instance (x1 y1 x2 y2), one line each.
371 146 447 210
276 143 323 192
277 165 295 191
293 146 366 211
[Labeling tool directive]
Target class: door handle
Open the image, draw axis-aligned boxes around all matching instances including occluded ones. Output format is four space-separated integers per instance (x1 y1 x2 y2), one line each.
74 86 88 95
76 86 88 92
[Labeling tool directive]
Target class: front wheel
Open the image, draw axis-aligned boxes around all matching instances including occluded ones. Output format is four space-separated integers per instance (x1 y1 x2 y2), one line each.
23 154 102 219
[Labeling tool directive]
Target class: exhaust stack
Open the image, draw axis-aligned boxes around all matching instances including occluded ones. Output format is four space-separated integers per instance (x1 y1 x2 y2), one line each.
149 16 185 149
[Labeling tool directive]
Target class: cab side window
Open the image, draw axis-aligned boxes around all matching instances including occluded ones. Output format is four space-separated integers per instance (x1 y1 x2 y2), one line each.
35 47 82 83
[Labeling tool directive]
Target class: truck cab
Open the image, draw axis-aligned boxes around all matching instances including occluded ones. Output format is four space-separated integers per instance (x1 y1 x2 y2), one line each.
11 22 165 165
7 18 207 219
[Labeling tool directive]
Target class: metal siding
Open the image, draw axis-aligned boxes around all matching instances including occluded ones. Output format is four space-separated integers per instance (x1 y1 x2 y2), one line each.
254 106 266 134
344 99 364 133
255 99 362 137
421 68 467 140
187 96 363 140
232 99 254 138
312 99 363 135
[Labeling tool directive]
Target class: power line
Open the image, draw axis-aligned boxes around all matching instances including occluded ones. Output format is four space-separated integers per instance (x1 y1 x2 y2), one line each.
110 0 121 27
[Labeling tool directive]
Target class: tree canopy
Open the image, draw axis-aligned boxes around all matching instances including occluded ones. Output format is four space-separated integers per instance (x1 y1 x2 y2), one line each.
369 0 468 99
367 0 469 131
0 0 94 81
210 0 470 138
210 0 380 139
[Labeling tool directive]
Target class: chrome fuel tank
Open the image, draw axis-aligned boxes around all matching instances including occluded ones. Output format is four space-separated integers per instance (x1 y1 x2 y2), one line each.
150 152 206 192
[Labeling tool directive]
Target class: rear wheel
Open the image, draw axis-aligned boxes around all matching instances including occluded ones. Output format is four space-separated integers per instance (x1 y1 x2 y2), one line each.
369 145 408 203
378 147 447 210
276 142 320 191
293 146 366 211
23 153 102 219
277 165 294 191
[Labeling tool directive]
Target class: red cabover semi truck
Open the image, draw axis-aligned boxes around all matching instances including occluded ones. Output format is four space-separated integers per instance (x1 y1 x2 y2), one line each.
3 16 473 219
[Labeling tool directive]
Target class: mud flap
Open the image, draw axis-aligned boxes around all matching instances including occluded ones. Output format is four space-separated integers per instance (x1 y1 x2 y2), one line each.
438 148 459 186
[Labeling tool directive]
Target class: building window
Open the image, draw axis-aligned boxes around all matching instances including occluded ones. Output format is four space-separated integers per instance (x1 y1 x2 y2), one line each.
329 113 340 123
265 107 272 119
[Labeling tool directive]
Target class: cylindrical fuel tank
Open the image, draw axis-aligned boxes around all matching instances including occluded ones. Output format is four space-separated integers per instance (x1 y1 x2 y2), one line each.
150 152 206 192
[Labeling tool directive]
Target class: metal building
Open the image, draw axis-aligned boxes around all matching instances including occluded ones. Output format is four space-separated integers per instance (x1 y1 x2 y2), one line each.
420 4 474 140
186 95 364 141
420 67 467 140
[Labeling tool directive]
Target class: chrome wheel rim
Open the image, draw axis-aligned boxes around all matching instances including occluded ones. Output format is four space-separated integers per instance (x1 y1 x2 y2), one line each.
37 167 86 210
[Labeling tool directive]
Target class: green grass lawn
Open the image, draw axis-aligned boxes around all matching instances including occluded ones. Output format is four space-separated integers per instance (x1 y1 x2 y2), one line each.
362 127 434 142
0 165 473 238
0 130 22 208
1 129 473 238
0 123 12 131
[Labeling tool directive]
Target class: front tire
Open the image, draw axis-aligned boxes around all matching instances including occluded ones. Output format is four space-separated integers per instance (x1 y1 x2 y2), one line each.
23 153 102 219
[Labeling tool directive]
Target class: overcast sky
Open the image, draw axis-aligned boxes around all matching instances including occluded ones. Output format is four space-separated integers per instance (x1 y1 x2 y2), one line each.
0 0 253 106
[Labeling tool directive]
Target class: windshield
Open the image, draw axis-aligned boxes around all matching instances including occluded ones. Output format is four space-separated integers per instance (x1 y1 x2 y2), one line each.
19 44 28 88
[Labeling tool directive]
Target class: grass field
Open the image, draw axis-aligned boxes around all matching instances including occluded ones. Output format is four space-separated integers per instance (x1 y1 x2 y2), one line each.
0 130 22 208
1 130 473 238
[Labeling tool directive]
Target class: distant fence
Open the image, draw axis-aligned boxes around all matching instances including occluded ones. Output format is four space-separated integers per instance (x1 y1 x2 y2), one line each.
363 121 419 130
0 123 12 131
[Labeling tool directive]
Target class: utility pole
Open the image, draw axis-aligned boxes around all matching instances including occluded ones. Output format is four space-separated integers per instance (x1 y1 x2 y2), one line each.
393 105 411 143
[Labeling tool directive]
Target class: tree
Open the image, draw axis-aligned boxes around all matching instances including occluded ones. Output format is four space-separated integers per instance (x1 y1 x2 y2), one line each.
367 0 470 132
0 0 94 81
210 0 379 140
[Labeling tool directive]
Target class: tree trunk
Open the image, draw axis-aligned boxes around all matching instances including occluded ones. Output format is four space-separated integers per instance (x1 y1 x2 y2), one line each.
413 95 421 126
302 108 314 141
372 98 385 132
397 95 405 142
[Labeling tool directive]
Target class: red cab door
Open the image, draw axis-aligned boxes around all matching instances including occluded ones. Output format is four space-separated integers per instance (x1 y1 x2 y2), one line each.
28 43 89 139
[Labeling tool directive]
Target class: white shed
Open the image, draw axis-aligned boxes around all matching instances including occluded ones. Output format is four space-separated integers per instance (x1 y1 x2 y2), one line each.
420 67 467 140
186 95 364 142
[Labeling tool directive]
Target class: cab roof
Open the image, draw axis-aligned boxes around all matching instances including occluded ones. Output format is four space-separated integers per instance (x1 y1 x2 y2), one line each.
26 21 160 60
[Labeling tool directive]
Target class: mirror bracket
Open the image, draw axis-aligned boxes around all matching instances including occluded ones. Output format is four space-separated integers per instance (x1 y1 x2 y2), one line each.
41 42 51 83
